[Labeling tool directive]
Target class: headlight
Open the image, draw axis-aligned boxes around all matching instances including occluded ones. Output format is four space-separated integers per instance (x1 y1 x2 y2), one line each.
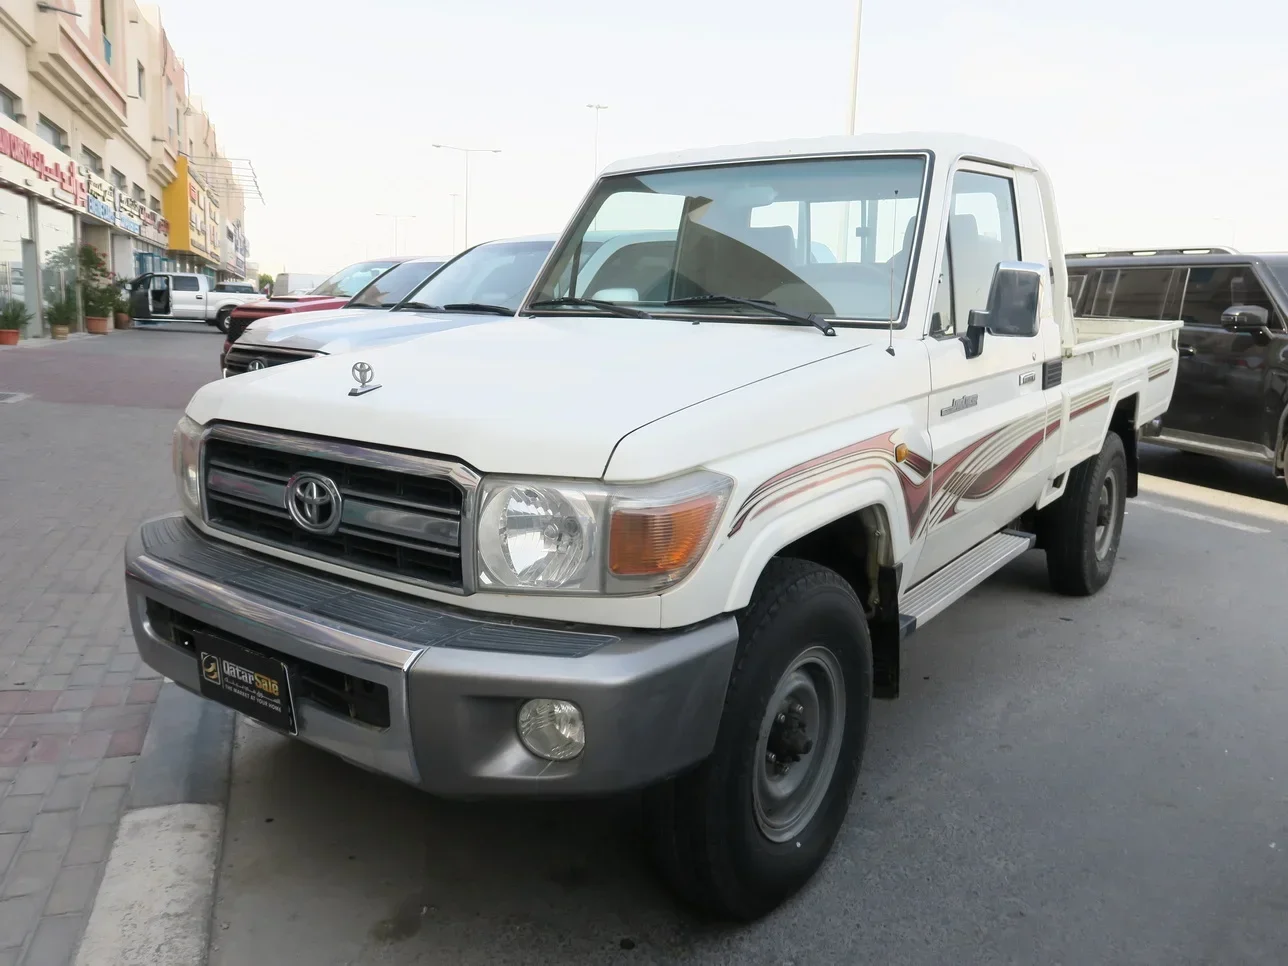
171 415 203 517
476 471 731 595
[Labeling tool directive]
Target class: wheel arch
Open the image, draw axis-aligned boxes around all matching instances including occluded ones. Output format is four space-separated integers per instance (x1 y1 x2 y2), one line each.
722 477 906 619
1109 391 1139 498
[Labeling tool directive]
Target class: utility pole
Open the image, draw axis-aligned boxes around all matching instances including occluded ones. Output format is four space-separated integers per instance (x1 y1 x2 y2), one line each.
432 144 501 249
375 213 416 256
586 103 608 174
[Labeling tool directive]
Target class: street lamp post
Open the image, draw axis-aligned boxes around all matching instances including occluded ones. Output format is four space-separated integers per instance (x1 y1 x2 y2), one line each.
432 144 501 249
586 103 608 174
375 213 417 255
448 192 462 253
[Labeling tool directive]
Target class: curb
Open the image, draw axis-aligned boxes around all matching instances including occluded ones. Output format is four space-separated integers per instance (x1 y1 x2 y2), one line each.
75 682 235 966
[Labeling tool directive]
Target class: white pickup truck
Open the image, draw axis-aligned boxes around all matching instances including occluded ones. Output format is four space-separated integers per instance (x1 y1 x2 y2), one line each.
125 133 1180 921
127 272 261 333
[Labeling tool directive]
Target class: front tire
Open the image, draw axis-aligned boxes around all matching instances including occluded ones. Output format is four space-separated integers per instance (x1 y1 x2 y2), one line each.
642 558 872 921
1042 432 1127 596
214 308 232 334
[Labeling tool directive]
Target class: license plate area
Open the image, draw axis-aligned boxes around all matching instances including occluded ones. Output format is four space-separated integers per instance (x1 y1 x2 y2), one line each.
196 631 297 734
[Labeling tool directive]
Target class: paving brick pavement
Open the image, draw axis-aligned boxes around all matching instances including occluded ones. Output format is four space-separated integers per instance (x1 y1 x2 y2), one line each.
0 329 219 964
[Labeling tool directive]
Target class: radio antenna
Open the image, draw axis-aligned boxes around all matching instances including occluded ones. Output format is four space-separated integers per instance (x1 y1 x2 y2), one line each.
886 189 899 356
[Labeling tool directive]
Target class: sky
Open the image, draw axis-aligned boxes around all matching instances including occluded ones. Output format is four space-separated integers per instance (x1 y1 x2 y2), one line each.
155 0 1288 276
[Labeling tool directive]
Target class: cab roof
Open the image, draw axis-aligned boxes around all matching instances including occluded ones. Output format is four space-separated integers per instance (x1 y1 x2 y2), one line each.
600 132 1041 177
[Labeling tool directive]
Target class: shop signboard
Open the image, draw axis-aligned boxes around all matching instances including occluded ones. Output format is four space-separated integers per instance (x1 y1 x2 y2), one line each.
0 116 88 209
84 170 118 225
141 208 170 248
117 194 143 235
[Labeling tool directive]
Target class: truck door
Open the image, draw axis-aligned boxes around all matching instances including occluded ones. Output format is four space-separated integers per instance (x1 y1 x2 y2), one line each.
911 165 1057 583
1165 264 1286 458
169 275 202 319
128 275 152 320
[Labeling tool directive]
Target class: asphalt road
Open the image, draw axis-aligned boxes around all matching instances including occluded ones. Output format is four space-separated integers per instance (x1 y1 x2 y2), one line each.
208 484 1288 966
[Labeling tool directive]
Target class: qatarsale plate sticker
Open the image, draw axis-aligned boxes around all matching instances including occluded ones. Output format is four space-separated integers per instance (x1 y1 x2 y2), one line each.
196 632 296 733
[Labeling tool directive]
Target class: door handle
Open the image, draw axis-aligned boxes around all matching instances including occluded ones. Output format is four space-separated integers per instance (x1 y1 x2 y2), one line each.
196 295 203 300
1019 370 1037 386
1178 345 1195 357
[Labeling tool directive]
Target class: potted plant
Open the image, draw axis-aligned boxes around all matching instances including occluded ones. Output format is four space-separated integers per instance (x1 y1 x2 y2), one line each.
76 244 113 334
46 291 77 340
112 276 132 329
82 284 113 335
0 300 29 346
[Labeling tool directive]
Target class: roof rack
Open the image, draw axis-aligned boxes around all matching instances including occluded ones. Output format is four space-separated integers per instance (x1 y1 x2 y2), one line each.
1068 247 1238 258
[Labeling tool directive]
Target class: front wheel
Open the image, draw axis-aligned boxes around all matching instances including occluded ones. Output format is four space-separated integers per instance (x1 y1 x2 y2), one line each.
642 558 872 921
1042 432 1127 596
213 308 232 334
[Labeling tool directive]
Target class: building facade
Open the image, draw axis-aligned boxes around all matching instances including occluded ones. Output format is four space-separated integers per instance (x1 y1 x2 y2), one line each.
0 0 250 339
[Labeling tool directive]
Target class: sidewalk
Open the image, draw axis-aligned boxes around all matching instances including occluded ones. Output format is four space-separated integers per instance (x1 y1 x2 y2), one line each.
0 330 218 964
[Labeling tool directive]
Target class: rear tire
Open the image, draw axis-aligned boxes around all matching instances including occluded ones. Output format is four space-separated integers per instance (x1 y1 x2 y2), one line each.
642 558 872 921
1042 432 1127 596
214 308 232 334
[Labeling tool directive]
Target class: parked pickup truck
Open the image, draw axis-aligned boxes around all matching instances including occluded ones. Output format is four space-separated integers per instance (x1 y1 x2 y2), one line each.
127 273 262 333
125 133 1180 921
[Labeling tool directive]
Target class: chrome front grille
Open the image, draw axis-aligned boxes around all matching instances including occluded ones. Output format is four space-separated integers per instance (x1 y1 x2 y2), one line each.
201 425 477 592
223 345 321 376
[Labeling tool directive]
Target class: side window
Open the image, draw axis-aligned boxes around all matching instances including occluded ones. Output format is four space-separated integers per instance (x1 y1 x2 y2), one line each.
1067 271 1088 312
172 276 200 292
1181 266 1282 329
947 171 1020 330
1098 268 1180 320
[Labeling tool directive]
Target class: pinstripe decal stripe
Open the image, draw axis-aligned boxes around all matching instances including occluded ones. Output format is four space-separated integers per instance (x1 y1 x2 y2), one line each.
729 408 1057 539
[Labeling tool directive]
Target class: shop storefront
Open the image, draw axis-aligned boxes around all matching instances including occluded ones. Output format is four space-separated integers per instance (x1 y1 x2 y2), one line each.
162 156 218 280
222 218 248 281
0 114 87 339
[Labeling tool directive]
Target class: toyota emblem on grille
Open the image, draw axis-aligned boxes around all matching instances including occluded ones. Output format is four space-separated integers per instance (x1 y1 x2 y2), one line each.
284 472 343 534
247 359 267 371
348 361 381 397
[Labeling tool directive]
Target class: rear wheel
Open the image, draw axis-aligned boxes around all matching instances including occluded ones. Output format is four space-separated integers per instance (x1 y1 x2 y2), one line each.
642 558 871 921
214 307 232 334
1042 432 1127 596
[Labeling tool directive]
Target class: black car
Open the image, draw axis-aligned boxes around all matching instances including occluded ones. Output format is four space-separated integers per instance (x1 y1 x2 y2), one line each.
1067 248 1288 485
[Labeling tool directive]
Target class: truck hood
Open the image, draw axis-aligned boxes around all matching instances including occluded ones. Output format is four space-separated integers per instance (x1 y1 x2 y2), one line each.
239 308 499 354
188 316 867 478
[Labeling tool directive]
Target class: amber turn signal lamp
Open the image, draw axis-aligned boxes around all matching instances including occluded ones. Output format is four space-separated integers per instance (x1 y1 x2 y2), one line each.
895 443 909 463
608 494 723 578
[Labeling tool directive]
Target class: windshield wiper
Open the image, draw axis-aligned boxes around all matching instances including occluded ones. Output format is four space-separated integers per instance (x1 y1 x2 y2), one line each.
527 296 655 319
664 295 835 336
441 303 515 316
392 301 446 313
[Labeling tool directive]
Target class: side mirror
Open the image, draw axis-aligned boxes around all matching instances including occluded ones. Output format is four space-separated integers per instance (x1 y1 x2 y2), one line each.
1221 305 1269 331
961 261 1045 359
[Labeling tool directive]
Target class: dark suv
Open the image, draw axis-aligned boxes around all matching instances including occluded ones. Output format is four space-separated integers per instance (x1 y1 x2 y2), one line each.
1067 248 1288 487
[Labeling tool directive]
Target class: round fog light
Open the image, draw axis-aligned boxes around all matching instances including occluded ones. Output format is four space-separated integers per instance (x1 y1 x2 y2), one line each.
517 699 585 761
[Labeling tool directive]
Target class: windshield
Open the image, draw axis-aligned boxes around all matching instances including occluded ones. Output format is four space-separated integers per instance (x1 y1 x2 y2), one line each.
527 155 928 323
400 240 559 311
308 259 399 298
347 260 445 308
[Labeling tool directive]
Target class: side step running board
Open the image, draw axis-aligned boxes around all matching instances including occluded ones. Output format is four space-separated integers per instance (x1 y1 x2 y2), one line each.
898 530 1035 636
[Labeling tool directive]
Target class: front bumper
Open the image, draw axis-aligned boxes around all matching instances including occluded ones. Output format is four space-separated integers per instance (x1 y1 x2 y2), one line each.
125 515 738 797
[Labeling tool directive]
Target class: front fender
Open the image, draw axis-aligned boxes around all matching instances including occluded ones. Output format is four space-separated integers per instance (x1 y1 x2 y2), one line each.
722 472 911 614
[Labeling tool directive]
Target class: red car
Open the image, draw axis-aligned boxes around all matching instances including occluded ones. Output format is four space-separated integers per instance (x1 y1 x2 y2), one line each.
227 257 432 331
